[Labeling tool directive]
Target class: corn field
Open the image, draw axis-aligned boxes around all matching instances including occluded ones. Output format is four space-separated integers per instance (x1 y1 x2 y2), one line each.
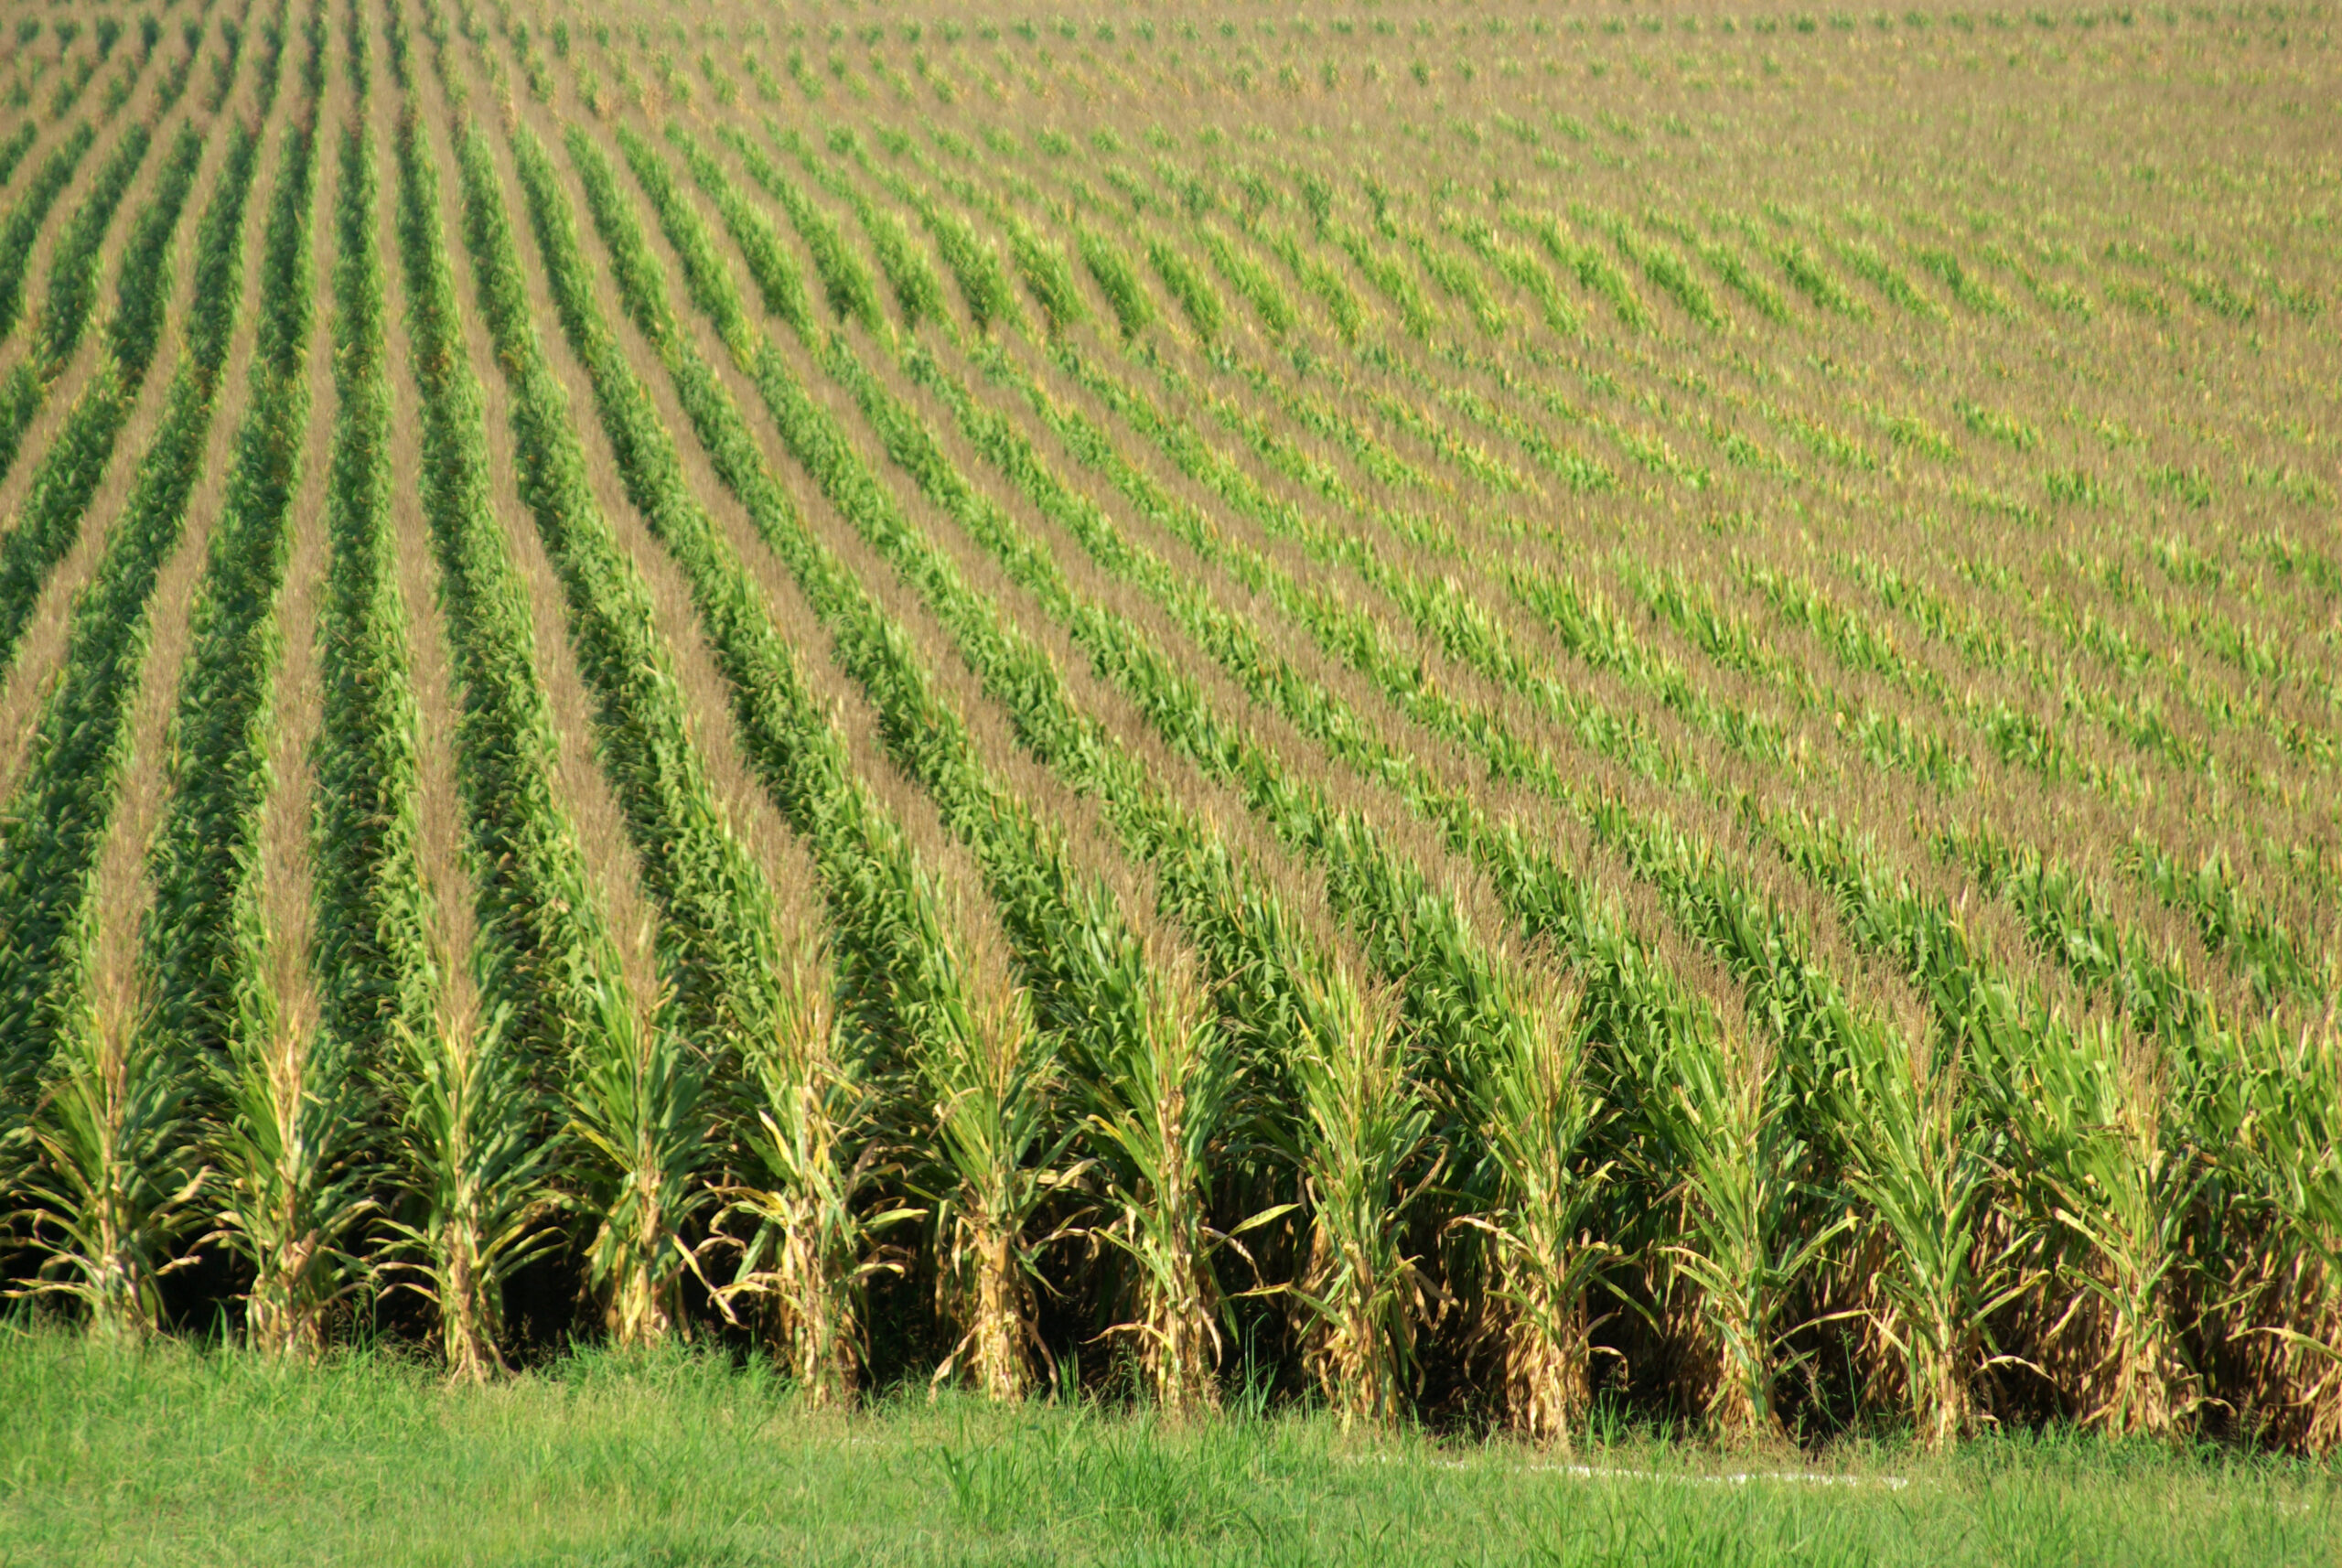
0 0 2335 1455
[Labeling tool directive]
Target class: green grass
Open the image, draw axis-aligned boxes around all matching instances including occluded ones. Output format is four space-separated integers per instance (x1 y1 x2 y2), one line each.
0 1329 2331 1566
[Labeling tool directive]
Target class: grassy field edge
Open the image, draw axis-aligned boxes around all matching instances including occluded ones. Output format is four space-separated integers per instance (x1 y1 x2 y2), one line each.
0 1325 2334 1567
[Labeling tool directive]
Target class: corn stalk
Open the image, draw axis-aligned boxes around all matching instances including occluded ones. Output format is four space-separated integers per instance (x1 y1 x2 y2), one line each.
568 975 706 1351
1290 964 1431 1427
1459 972 1612 1447
719 935 912 1406
2236 1016 2342 1451
1073 930 1249 1417
389 993 557 1382
1648 1019 1841 1445
2022 1021 2206 1439
9 973 205 1338
907 875 1065 1402
212 983 377 1358
1835 1022 2023 1450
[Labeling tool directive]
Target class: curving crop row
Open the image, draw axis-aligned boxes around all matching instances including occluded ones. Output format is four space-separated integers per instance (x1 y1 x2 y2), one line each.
1024 326 2256 1437
1067 230 2282 1185
1146 154 1850 497
956 341 1689 1038
914 183 1021 335
1087 339 1950 1068
0 122 100 351
1260 223 1367 344
388 1 2337 1440
199 0 388 1358
1234 328 2326 1011
313 108 432 1077
1200 221 1295 337
0 124 37 189
1150 308 2322 1008
1579 206 1724 331
107 0 2319 1444
1044 328 2227 1058
0 3 292 1335
107 121 209 386
148 19 203 117
139 110 319 1070
387 91 621 1374
1401 222 1508 338
388 104 617 1055
436 90 950 1394
0 54 266 679
648 122 1350 1090
953 329 1880 1174
460 103 874 1344
564 131 925 1066
626 120 1563 1416
0 120 158 484
1445 213 1584 338
837 332 1535 1112
1144 231 1220 342
29 119 157 373
574 125 1069 1047
976 349 2102 1437
551 118 1133 1391
749 139 1717 1430
1145 165 2318 813
910 333 1854 1427
629 120 1416 1400
204 14 247 115
247 9 289 121
1076 225 1153 341
1649 212 1789 325
725 124 878 333
454 123 785 1058
0 118 263 1175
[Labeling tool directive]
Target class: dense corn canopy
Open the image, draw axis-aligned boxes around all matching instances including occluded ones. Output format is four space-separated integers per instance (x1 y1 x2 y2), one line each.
0 0 2337 1457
